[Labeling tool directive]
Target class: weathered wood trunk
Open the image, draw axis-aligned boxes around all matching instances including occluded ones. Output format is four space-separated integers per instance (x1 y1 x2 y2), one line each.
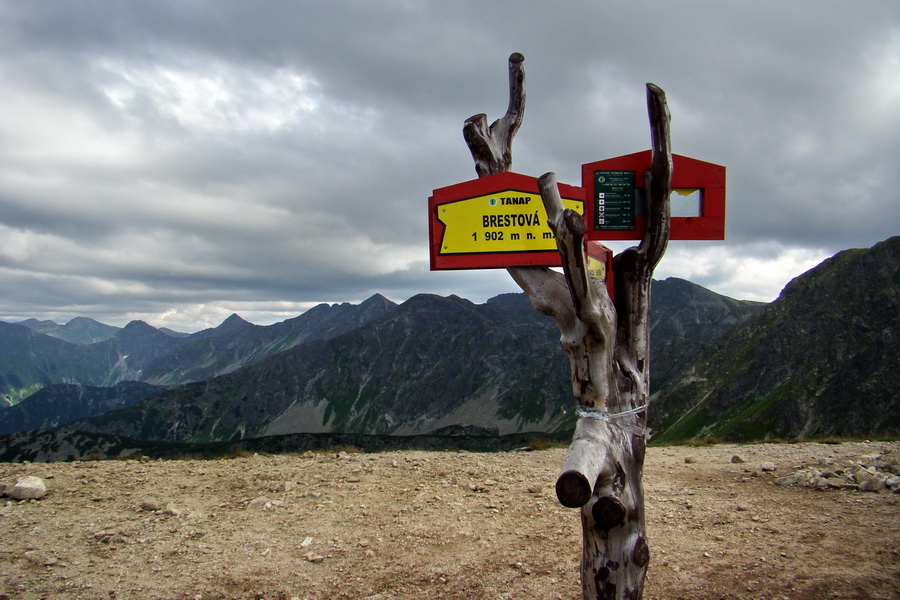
462 53 671 600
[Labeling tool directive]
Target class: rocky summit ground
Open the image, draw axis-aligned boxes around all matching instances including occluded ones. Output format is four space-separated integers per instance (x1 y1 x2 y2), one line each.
1 441 899 600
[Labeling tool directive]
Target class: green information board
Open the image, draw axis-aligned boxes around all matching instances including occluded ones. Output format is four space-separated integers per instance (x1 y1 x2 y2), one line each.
594 170 635 230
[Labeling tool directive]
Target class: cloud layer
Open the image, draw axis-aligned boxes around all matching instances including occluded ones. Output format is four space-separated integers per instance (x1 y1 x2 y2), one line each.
1 1 897 331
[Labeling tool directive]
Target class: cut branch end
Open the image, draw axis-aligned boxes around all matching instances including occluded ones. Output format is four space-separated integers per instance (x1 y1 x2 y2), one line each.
556 469 594 508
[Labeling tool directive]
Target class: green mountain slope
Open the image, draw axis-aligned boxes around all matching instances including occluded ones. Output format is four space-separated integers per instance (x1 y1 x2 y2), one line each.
0 381 167 434
71 294 572 442
650 236 900 442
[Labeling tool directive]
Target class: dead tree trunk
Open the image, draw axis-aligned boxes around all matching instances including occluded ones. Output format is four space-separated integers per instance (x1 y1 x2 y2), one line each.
462 53 671 600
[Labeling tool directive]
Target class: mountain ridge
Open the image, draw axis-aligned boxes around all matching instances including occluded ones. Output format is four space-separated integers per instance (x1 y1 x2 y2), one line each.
64 279 765 444
2 237 896 455
650 236 900 442
15 316 121 345
69 292 573 442
0 294 398 405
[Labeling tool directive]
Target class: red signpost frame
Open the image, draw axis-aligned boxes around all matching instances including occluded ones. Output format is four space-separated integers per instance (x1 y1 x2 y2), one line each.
586 241 615 302
427 152 724 299
582 151 726 241
429 171 587 270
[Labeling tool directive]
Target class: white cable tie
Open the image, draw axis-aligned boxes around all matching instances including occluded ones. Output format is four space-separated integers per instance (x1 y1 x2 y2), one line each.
575 404 648 421
575 404 649 437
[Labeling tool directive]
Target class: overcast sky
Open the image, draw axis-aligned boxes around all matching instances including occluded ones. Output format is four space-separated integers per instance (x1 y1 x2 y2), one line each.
1 1 898 332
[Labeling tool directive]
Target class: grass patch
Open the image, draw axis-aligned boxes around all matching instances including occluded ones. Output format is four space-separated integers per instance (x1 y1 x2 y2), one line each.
708 381 798 441
651 396 715 444
527 437 566 451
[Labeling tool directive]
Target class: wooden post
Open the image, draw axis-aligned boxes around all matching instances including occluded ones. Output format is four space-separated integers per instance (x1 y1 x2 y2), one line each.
462 54 672 600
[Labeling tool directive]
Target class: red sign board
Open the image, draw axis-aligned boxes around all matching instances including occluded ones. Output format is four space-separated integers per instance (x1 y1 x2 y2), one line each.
582 151 726 241
429 171 586 270
429 153 726 274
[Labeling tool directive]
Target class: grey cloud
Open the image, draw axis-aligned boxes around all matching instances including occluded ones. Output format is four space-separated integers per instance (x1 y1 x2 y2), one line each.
1 1 897 330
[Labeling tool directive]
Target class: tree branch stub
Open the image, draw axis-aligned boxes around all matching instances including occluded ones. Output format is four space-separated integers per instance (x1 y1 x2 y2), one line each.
463 52 525 178
556 417 614 508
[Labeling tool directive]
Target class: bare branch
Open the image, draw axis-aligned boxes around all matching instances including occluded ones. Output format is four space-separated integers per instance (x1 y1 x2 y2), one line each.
462 53 526 177
640 83 672 271
458 52 564 321
538 172 606 332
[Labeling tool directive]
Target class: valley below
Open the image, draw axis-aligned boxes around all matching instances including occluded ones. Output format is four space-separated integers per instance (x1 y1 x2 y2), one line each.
1 441 898 600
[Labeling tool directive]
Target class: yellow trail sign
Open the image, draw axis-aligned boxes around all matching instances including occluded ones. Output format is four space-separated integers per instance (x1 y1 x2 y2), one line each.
437 191 583 254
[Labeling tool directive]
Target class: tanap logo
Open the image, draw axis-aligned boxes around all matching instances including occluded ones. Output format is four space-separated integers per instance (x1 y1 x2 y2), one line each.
489 197 497 206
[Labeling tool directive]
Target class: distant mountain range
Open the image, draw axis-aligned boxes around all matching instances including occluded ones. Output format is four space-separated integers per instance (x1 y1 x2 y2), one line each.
13 316 122 344
0 236 897 460
0 294 397 405
1 283 758 440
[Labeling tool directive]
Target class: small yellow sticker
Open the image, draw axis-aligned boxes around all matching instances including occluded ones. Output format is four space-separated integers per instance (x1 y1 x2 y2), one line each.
586 254 607 281
438 191 583 254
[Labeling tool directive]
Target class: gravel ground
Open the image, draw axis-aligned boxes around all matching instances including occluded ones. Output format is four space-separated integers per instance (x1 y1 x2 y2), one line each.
1 441 898 600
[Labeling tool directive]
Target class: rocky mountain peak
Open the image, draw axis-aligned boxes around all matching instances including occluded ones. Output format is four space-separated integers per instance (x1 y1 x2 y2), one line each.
217 313 254 332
